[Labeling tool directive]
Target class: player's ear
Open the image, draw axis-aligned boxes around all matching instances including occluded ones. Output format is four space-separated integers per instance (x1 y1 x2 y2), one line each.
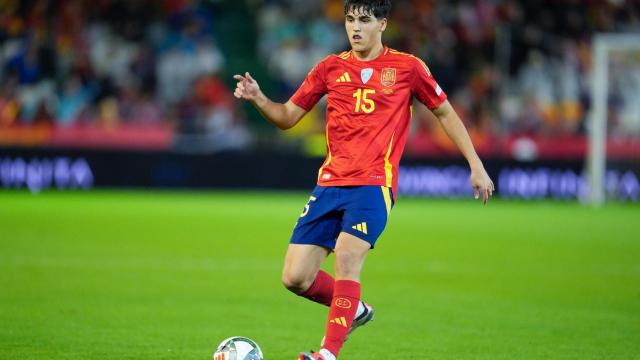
379 18 387 32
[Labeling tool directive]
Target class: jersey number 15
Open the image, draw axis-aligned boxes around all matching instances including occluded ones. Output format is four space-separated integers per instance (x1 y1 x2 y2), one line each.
353 89 376 113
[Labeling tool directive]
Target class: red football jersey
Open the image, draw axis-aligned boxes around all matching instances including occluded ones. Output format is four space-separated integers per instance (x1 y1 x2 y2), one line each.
290 47 447 198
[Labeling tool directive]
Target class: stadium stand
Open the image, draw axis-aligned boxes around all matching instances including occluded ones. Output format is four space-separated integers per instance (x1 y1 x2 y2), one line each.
1 0 639 158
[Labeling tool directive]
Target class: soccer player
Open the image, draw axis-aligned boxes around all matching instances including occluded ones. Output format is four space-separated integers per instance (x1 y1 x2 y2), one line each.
234 0 494 359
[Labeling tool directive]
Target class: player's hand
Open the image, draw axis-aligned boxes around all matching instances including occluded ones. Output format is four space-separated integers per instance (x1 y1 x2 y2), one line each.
470 166 494 205
233 72 262 102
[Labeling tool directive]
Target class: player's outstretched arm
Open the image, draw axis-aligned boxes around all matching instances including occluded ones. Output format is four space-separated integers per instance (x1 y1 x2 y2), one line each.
432 100 495 204
233 72 306 130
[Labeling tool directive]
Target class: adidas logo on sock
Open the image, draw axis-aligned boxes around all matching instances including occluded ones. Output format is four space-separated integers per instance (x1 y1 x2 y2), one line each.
329 316 348 327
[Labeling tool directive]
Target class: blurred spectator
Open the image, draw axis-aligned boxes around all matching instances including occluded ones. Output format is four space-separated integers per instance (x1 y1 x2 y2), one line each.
54 75 94 127
0 74 20 127
6 41 41 85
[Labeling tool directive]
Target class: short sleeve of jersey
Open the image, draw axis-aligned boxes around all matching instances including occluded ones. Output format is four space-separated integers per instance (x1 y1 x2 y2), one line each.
411 57 447 110
290 59 328 112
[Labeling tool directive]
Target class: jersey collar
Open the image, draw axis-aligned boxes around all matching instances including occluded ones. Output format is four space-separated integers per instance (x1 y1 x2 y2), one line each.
349 45 389 63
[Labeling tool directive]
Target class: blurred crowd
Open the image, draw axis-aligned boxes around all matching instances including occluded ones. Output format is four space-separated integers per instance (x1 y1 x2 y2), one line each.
258 0 640 153
0 0 250 151
1 0 639 153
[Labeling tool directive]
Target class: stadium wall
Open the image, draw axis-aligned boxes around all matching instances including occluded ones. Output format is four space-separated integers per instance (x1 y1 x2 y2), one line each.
0 148 638 202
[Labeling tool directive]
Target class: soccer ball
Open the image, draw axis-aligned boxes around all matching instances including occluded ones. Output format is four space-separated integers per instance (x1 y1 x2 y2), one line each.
213 336 264 360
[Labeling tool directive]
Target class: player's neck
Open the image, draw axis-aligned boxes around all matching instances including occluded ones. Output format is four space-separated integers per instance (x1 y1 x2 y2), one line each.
352 42 384 62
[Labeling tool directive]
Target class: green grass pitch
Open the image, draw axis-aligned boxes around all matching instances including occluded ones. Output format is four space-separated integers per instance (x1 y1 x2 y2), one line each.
1 191 639 359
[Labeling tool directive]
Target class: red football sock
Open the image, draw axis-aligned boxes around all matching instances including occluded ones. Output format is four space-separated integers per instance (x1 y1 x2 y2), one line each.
322 280 361 357
299 270 334 307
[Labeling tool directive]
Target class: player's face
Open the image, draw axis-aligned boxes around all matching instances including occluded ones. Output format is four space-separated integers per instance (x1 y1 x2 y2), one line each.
345 8 387 53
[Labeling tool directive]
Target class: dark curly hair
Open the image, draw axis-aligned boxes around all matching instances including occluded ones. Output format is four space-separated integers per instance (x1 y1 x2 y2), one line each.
344 0 392 20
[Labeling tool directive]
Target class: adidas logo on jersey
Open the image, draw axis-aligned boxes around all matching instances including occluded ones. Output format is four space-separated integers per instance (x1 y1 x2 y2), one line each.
352 222 368 235
336 72 351 82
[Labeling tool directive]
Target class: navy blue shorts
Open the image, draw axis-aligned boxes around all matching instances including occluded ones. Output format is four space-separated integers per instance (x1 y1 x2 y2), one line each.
289 185 394 249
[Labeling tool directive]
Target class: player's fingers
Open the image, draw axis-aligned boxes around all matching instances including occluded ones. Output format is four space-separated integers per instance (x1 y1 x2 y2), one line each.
245 72 255 82
483 188 489 204
473 187 480 199
233 75 246 82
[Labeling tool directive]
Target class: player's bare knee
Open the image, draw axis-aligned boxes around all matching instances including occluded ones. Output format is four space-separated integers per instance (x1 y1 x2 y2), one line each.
281 270 312 294
334 250 364 279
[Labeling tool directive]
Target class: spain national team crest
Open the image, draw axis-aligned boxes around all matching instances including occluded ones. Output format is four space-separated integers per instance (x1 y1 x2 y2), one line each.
381 68 396 87
361 68 373 84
